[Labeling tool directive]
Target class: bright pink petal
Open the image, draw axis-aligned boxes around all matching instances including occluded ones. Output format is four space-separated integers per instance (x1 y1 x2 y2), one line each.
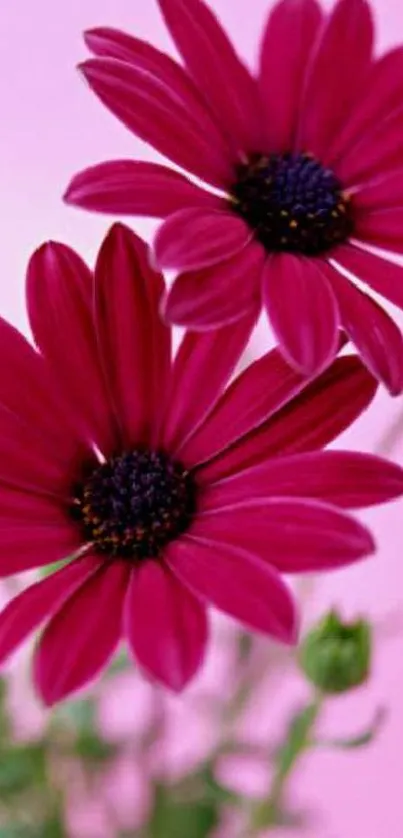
124 560 208 691
332 243 403 310
95 224 171 448
64 160 220 217
327 47 403 167
179 346 312 467
202 451 403 511
162 244 263 329
336 105 403 185
0 316 89 471
0 521 83 577
198 355 377 483
0 405 87 497
0 556 101 664
157 0 263 154
263 254 339 375
84 25 234 158
259 0 323 151
323 259 403 394
80 58 233 188
166 537 298 643
0 488 68 523
190 498 375 573
355 209 403 256
161 311 256 454
27 242 117 456
298 0 373 159
154 208 251 272
352 170 403 213
34 561 129 705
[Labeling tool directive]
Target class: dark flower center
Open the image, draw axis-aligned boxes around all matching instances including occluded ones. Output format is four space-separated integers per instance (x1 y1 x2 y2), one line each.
231 153 354 255
73 450 196 559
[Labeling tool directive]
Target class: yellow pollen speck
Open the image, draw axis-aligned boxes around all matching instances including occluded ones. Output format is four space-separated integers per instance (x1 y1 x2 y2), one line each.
280 210 289 217
281 236 288 244
289 220 298 229
331 211 339 218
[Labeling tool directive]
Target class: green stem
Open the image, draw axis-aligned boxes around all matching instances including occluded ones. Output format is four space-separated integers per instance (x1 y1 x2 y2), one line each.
248 694 324 832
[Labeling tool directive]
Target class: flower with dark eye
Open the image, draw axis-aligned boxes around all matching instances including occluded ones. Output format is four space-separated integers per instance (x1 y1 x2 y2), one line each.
66 0 403 392
0 224 402 705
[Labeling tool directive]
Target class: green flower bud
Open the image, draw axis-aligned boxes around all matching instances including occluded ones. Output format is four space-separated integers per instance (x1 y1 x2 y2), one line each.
299 610 371 694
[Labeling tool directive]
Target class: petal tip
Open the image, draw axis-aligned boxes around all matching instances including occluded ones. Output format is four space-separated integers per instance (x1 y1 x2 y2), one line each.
62 181 78 205
360 527 377 558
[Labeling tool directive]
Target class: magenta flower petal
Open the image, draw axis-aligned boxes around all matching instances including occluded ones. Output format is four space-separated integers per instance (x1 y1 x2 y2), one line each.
298 0 373 159
352 171 403 214
0 317 89 468
0 488 68 523
322 260 403 394
0 556 101 665
166 537 298 644
79 58 233 188
0 522 82 577
161 312 256 454
27 241 117 456
198 355 376 483
162 245 263 329
35 561 129 705
332 243 403 310
0 406 85 496
202 450 403 511
191 498 375 573
154 208 251 273
263 254 339 375
157 0 264 155
124 561 208 691
83 26 234 155
259 0 323 151
355 208 403 256
336 106 403 185
179 346 311 466
64 159 220 217
94 224 171 448
327 47 403 165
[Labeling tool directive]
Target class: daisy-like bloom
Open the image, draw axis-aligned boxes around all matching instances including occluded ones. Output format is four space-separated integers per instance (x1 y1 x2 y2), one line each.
0 223 402 706
66 0 403 392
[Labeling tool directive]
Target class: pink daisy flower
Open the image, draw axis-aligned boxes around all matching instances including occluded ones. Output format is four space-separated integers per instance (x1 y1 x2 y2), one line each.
66 0 403 392
0 223 401 706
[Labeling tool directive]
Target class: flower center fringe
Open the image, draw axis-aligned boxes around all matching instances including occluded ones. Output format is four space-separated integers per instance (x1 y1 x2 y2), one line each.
231 153 353 255
73 450 196 559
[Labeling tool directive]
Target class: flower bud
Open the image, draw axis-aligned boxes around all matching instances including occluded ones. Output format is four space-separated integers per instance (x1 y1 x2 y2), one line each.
299 611 371 694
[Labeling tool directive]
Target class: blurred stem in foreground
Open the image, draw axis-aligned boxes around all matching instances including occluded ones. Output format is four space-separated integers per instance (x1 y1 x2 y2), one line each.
243 609 381 834
249 696 323 832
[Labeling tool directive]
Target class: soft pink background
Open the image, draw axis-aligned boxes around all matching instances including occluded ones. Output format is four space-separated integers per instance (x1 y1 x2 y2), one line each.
1 1 403 835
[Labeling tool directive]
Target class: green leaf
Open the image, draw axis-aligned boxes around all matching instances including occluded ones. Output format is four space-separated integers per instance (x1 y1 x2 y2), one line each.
0 817 66 838
148 784 218 838
0 744 47 796
314 706 386 750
